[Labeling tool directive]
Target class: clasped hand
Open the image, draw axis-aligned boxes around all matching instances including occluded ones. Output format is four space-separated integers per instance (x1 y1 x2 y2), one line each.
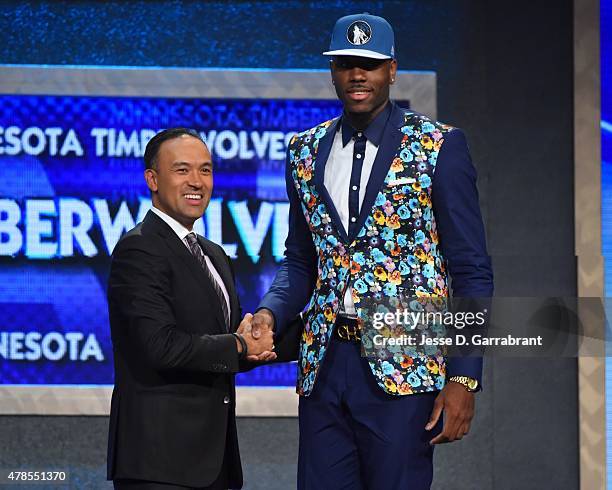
236 310 277 362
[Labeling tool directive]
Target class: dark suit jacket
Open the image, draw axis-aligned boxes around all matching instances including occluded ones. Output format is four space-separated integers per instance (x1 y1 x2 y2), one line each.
107 210 243 488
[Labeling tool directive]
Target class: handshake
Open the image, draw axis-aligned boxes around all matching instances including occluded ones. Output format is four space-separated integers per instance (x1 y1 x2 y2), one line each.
235 309 277 362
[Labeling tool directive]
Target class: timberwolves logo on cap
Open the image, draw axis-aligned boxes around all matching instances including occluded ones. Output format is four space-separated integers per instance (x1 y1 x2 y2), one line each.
347 20 371 46
323 13 395 59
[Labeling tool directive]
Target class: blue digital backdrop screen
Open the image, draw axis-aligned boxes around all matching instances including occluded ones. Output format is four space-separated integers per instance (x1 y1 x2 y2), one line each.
603 0 612 483
0 94 344 386
604 0 612 292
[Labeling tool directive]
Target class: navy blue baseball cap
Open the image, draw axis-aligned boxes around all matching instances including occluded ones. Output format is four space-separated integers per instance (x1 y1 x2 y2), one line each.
323 13 395 60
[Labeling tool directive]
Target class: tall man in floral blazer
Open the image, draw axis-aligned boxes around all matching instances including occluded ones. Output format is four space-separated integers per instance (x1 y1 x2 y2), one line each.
255 12 493 489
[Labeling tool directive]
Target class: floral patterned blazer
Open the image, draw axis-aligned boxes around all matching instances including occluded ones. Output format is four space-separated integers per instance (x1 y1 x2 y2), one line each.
260 102 493 397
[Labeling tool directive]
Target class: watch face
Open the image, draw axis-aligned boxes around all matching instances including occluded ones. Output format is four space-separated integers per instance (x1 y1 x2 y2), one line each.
467 379 479 391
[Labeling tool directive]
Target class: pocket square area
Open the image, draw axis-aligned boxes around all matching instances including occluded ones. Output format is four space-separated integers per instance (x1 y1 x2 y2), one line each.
387 177 416 186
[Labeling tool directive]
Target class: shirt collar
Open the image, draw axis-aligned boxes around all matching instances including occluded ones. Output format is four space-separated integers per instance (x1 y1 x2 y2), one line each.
340 101 392 148
150 206 193 243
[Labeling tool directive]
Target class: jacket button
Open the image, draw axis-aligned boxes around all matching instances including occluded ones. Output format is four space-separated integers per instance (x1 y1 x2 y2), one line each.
223 395 230 404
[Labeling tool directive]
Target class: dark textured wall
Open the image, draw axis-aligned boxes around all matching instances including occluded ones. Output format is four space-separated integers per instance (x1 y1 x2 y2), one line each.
0 1 577 489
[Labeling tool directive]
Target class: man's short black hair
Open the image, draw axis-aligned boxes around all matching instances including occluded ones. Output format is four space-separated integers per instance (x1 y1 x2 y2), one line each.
144 127 205 170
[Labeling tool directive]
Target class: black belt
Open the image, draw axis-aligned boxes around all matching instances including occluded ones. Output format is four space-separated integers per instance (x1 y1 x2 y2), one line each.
333 315 362 342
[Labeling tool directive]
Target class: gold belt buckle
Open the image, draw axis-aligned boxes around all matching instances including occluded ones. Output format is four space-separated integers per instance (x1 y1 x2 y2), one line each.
338 323 361 342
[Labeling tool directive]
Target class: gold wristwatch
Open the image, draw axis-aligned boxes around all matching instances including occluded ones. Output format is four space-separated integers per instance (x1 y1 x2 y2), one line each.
448 375 479 392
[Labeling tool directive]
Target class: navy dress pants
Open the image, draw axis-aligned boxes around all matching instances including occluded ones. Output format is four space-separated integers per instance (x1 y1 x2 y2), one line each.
297 338 442 490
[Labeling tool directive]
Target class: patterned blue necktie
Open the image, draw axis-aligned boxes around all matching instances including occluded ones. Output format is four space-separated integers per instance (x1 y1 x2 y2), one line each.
184 232 230 331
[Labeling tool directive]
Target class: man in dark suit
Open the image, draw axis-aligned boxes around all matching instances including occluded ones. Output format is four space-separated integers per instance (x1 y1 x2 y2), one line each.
253 13 493 490
107 128 275 489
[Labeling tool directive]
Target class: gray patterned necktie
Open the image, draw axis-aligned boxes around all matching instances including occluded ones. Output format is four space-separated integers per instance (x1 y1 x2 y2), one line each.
184 232 230 331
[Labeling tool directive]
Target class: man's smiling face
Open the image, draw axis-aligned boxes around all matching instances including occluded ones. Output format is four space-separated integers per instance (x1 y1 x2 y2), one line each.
331 56 397 117
144 135 213 230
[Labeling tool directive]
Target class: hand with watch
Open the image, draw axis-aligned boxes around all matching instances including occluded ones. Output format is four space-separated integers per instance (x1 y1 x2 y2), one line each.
425 374 479 444
448 375 480 392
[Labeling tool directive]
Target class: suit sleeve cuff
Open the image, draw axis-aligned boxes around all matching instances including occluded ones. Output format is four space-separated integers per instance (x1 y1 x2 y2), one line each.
205 333 241 373
446 357 483 388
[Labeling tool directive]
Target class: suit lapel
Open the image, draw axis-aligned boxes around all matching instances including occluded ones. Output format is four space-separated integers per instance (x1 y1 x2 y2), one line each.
350 103 406 242
313 117 349 242
198 236 239 331
144 211 227 333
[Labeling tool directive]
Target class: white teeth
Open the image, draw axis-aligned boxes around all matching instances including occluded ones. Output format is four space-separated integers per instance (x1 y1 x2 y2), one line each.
184 194 202 199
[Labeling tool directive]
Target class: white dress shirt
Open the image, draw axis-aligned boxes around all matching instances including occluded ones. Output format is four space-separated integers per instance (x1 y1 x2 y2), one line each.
150 206 231 319
324 130 380 316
